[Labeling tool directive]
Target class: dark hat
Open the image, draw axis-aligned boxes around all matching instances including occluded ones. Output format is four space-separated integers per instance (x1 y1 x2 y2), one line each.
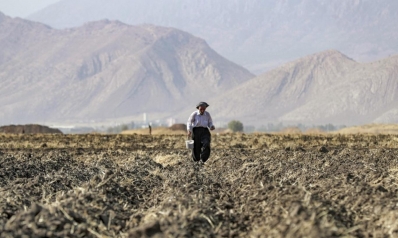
196 101 209 109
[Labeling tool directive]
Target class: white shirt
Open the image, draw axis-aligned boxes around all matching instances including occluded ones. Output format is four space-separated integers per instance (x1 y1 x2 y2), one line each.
187 110 214 132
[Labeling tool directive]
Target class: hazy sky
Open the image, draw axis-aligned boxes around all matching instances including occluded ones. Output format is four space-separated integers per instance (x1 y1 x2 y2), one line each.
0 0 59 17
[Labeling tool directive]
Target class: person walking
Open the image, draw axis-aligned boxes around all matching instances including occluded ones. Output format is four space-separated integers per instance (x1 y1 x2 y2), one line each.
187 102 215 163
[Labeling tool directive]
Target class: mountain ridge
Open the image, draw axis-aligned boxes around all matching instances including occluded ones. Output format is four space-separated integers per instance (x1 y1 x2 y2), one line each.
2 10 398 127
0 13 254 125
205 50 398 126
27 0 398 73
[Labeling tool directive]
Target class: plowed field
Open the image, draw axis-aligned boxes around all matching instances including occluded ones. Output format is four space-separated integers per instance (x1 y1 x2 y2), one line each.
1 133 398 237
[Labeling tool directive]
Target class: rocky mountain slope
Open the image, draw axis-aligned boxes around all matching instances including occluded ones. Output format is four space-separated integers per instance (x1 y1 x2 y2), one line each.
28 0 398 73
205 50 398 126
0 12 254 125
3 10 398 127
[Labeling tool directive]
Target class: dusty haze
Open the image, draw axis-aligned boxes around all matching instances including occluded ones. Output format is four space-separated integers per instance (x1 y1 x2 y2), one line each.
0 13 254 126
1 0 398 128
28 0 398 73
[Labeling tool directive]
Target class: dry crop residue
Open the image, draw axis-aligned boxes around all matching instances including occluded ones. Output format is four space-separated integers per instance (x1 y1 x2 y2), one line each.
1 133 398 237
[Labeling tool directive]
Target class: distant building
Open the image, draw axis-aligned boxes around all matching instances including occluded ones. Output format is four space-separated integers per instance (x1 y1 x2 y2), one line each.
143 113 147 124
167 118 176 127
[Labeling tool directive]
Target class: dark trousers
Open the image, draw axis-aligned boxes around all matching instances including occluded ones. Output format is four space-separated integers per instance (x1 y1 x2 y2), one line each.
191 127 211 162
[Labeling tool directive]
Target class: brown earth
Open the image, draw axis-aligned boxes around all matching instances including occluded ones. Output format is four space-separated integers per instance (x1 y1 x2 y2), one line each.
335 123 398 134
1 133 398 237
0 124 62 134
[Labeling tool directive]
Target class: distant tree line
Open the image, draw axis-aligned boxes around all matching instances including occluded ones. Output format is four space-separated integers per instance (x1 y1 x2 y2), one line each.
106 122 135 134
254 122 346 133
104 120 346 134
223 120 347 133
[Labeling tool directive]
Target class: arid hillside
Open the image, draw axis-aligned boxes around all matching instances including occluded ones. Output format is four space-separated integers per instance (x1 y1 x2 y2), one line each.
28 0 398 73
3 7 398 127
0 12 254 125
207 50 398 125
336 124 398 135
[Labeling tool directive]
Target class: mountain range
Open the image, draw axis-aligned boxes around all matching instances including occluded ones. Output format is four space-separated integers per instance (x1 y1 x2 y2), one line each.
0 12 254 125
27 0 398 73
208 50 398 126
1 11 398 128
